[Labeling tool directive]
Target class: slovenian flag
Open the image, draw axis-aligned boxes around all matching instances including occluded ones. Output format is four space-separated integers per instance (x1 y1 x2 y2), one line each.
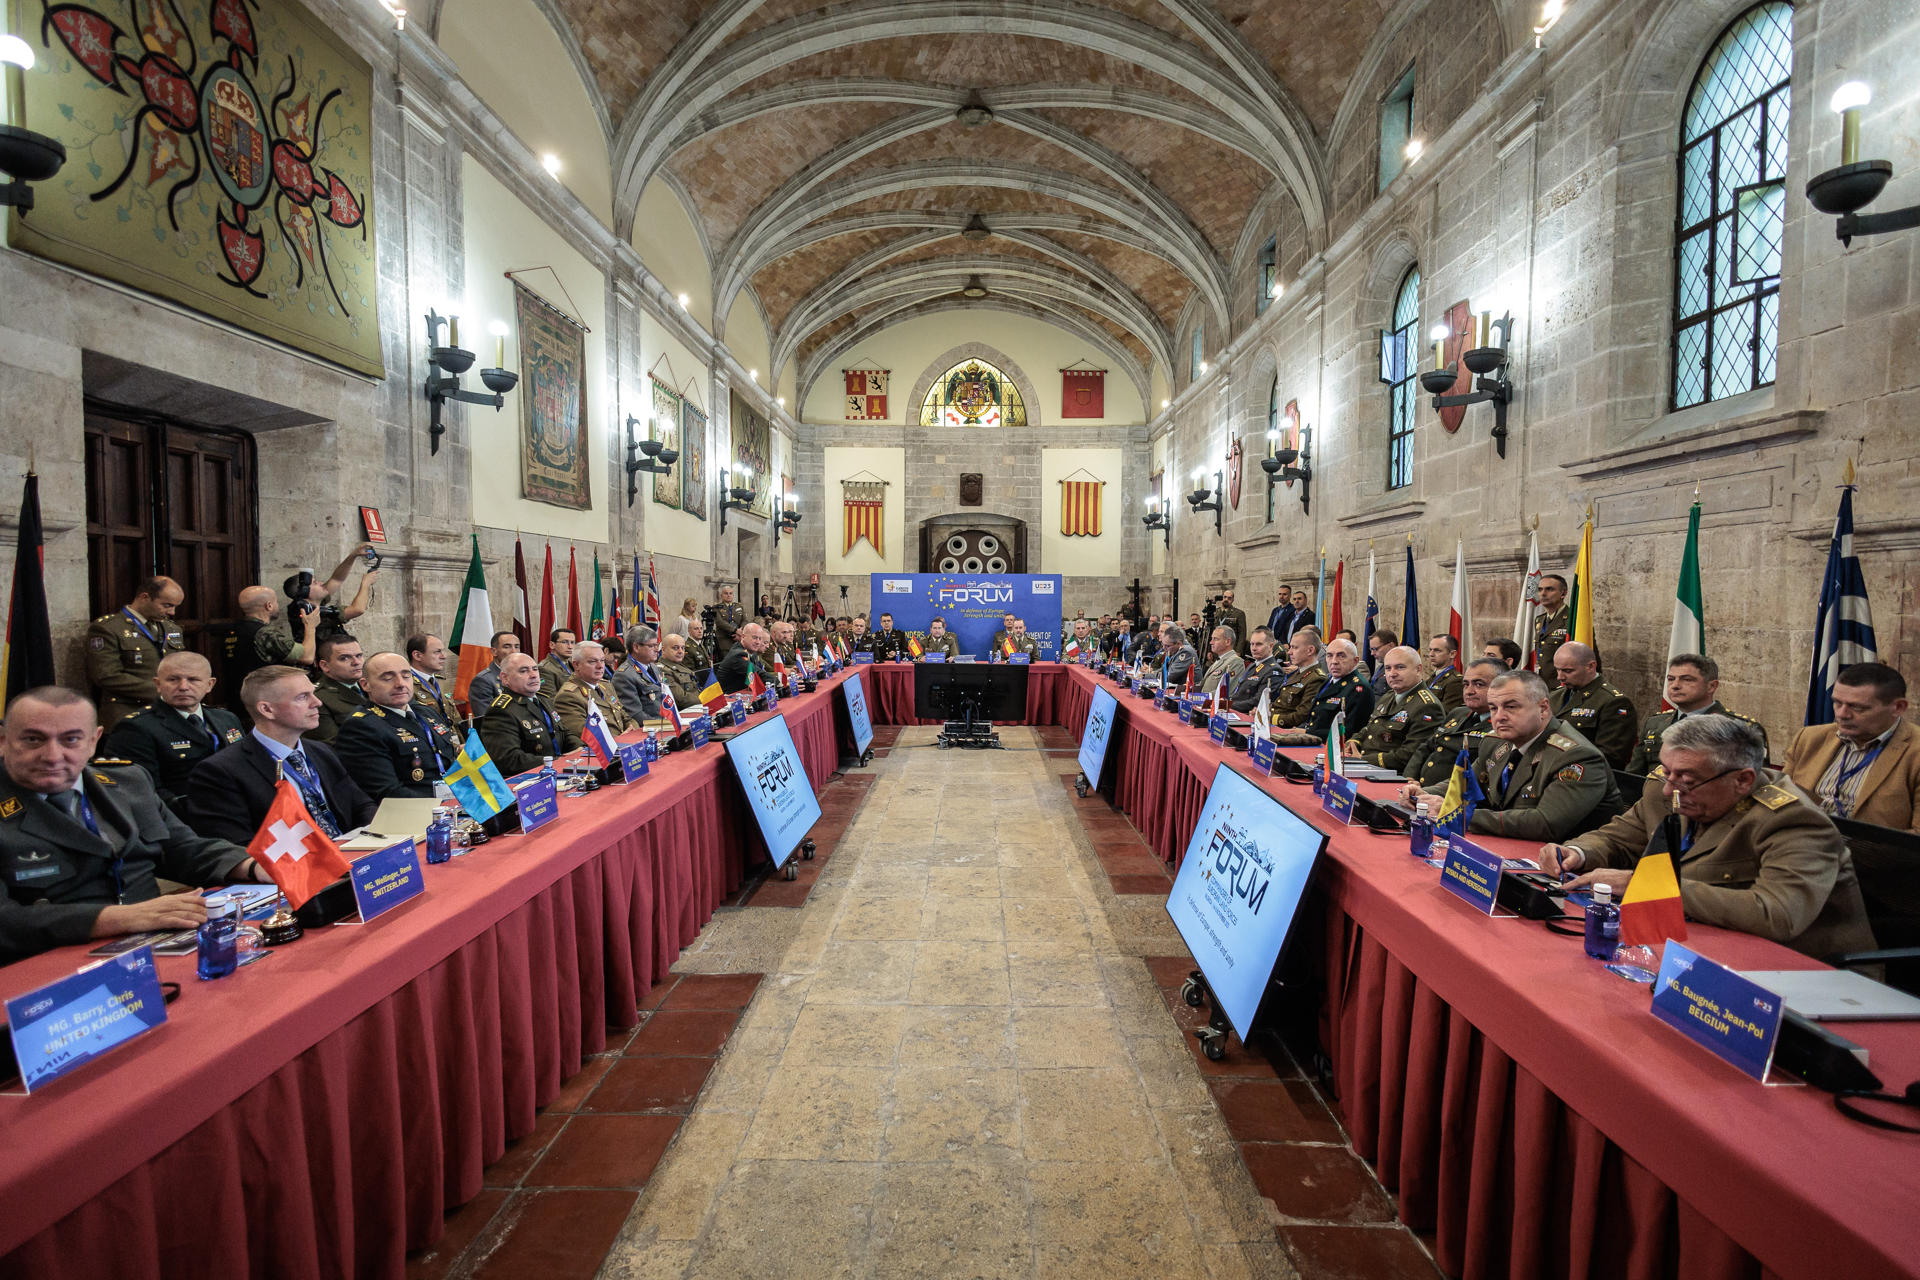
1435 746 1485 834
580 698 618 768
1619 850 1688 947
698 666 724 707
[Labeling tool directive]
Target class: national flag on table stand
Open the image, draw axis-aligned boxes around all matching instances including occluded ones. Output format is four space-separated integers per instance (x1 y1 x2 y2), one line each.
1183 659 1195 696
1435 746 1485 836
1619 849 1688 947
662 697 687 735
1 470 55 715
1401 541 1420 651
537 543 556 659
565 546 584 641
579 698 618 768
1806 472 1877 725
1251 684 1272 741
247 778 352 909
698 666 723 708
1210 681 1222 716
1063 637 1082 659
1513 526 1542 671
444 727 515 822
1571 506 1596 649
1327 559 1345 637
1327 713 1346 777
1363 549 1380 672
448 535 495 705
1447 537 1474 665
906 634 924 659
748 667 768 699
1001 635 1016 659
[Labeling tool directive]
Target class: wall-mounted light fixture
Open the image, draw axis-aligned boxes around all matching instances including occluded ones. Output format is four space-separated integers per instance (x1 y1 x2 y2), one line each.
719 465 758 535
1806 83 1918 247
1533 0 1564 47
1420 312 1514 458
774 492 801 546
1185 467 1223 536
1142 495 1171 549
1261 426 1313 515
0 35 66 212
423 310 519 455
622 411 679 506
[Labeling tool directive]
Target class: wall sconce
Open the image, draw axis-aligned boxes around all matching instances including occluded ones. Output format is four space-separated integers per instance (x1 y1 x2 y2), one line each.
1261 426 1313 515
719 466 758 534
1806 83 1918 246
1533 0 1564 47
423 310 519 455
1142 495 1171 548
774 492 801 546
1420 312 1513 457
622 412 679 507
0 35 67 212
1185 467 1223 536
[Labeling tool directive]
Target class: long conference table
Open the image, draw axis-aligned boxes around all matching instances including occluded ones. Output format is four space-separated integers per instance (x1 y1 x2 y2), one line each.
3 661 1916 1280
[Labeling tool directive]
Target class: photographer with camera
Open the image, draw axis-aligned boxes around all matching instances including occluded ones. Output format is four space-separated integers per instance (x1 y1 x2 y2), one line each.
285 544 381 646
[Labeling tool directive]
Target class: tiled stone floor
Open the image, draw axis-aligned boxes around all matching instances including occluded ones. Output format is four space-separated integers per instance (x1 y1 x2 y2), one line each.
409 726 1440 1280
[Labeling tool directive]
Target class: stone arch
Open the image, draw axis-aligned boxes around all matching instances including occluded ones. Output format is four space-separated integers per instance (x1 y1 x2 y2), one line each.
906 344 1047 429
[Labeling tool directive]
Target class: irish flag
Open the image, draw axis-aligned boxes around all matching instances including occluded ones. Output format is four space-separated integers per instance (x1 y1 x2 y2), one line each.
449 535 494 703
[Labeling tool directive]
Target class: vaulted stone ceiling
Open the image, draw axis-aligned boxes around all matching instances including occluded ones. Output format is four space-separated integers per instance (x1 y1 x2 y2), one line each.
532 0 1419 399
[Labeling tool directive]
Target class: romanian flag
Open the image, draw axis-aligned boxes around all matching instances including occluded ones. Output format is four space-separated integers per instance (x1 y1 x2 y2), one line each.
698 666 723 707
1435 746 1485 834
906 634 923 659
1619 852 1688 947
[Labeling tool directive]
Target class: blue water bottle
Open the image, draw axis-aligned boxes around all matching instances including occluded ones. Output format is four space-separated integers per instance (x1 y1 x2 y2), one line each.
196 901 239 980
1311 753 1326 795
539 755 557 790
1583 883 1621 960
1409 801 1434 859
425 808 454 864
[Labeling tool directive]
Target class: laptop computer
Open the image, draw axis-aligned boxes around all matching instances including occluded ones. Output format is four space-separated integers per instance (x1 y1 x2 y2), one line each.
1740 968 1920 1021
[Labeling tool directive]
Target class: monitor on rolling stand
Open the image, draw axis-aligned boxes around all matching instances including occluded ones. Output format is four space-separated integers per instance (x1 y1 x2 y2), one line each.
913 662 1029 750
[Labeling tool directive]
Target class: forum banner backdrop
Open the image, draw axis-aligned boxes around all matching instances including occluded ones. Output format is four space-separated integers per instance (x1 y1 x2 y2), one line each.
7 0 382 375
649 376 682 510
515 284 589 509
870 574 1064 659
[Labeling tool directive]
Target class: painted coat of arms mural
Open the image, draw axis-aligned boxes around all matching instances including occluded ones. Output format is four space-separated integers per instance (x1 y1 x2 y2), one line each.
7 0 382 375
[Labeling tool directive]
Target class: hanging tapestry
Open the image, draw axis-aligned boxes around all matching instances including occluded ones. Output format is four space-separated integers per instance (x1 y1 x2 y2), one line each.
515 284 589 509
1060 480 1104 537
1061 369 1105 418
842 480 885 557
844 369 888 419
680 395 708 521
8 0 382 375
729 391 773 518
649 376 682 509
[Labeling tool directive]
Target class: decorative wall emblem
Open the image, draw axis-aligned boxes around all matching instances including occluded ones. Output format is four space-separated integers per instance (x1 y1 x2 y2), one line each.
1227 437 1244 510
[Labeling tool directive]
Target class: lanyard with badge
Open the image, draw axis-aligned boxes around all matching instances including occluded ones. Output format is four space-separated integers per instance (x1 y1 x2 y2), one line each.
121 607 164 647
1834 741 1887 817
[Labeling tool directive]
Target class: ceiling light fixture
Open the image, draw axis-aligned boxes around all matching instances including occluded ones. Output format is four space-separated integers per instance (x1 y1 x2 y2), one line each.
960 274 989 299
961 213 991 241
540 152 562 176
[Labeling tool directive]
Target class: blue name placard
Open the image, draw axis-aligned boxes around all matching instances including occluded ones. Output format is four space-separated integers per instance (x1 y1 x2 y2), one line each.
1247 736 1277 774
922 652 945 663
843 672 875 756
1008 653 1031 665
515 773 560 831
690 717 711 748
617 741 651 784
765 686 779 710
1439 835 1504 915
1650 942 1785 1082
852 652 875 664
1321 773 1358 824
1208 713 1232 746
731 695 750 724
350 838 426 922
5 946 168 1092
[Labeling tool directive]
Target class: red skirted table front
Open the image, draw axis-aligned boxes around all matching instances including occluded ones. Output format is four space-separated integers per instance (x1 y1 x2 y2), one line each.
0 675 852 1280
1059 667 1920 1280
853 659 1073 727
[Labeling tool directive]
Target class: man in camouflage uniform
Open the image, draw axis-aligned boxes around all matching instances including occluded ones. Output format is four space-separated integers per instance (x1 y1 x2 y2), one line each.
1549 641 1638 770
1344 645 1444 772
1403 657 1500 788
1625 653 1767 775
84 576 187 730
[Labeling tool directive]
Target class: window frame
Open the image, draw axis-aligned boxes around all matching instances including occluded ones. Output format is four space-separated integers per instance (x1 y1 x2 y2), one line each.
1256 238 1278 317
1381 267 1420 491
1378 64 1416 192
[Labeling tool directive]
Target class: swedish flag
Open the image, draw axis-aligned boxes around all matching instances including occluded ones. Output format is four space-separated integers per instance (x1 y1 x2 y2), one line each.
1435 746 1486 835
444 727 515 821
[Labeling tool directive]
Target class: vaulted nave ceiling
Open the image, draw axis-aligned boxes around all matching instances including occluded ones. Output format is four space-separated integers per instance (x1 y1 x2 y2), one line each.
488 0 1482 402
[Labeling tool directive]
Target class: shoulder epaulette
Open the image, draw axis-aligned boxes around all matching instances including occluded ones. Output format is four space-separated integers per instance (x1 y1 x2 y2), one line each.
1753 783 1797 810
350 710 369 719
1415 689 1441 705
91 758 133 767
1601 682 1625 698
1547 733 1576 751
490 693 513 708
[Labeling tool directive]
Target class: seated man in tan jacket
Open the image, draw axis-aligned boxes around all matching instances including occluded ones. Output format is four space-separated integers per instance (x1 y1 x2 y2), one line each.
1541 714 1876 960
553 641 635 739
1783 662 1918 832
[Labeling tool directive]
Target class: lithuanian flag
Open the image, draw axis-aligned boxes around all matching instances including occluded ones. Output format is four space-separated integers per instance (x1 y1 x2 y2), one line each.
1619 851 1688 947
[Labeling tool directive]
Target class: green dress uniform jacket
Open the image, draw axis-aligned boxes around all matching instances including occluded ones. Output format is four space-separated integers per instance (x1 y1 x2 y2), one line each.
411 670 460 725
1405 705 1494 789
537 654 573 699
1346 688 1446 773
1270 663 1327 729
84 609 187 729
1567 771 1877 959
1532 606 1571 685
713 601 747 653
0 762 250 964
1000 635 1042 660
554 677 635 739
1199 651 1245 696
661 660 705 711
1227 654 1282 714
1303 671 1375 742
311 675 370 744
479 692 577 776
684 639 714 673
1424 668 1465 711
333 703 463 800
1626 703 1768 777
1215 607 1250 656
1468 719 1625 841
923 633 962 659
1549 678 1638 771
98 703 247 817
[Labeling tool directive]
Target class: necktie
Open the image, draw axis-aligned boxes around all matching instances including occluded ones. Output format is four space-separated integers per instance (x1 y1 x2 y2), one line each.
413 710 442 769
286 749 341 837
1499 751 1524 800
50 790 101 836
187 710 217 748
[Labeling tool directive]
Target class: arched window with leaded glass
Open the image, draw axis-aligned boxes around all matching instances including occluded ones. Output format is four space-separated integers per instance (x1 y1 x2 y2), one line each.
1672 2 1793 410
1380 267 1420 490
919 358 1028 427
1265 375 1280 522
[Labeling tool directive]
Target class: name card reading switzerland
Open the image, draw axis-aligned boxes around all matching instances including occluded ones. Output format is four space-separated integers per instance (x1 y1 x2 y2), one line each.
350 838 425 922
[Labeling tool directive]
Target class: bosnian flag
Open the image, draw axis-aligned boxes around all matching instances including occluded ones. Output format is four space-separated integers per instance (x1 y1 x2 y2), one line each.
580 698 618 768
247 778 352 909
449 534 494 704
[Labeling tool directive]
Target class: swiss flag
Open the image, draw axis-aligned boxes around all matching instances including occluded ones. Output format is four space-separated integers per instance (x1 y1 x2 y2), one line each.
246 778 352 909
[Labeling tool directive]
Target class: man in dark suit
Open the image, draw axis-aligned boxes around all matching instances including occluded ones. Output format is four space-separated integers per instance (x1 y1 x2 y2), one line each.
334 652 463 800
718 623 772 694
2 686 268 964
538 628 577 699
99 651 246 818
1283 589 1315 639
1266 586 1295 639
187 664 377 845
465 630 520 714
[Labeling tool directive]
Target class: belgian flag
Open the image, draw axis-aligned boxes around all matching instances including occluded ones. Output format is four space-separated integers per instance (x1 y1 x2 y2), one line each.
1 472 54 715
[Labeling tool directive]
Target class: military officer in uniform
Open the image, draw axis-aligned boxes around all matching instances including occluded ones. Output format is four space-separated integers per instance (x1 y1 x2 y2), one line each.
1284 638 1377 743
1 686 271 964
868 612 909 661
1542 715 1876 960
1001 619 1042 660
924 616 962 660
555 641 636 739
1402 657 1500 788
1198 626 1245 696
684 619 714 673
1215 590 1250 658
98 651 246 818
614 628 670 722
538 628 577 699
713 585 747 656
406 633 460 725
226 584 315 720
769 620 801 670
1152 623 1197 686
480 652 578 775
309 635 370 744
1625 653 1768 776
84 575 188 730
1267 630 1327 729
1226 626 1283 713
1344 646 1445 772
1531 574 1571 684
1422 635 1466 710
465 630 521 714
989 611 1020 655
1549 642 1637 770
658 633 706 710
334 653 463 800
1405 670 1623 840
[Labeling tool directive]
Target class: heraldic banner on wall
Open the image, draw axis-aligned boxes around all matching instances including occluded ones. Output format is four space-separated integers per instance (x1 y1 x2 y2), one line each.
515 284 589 509
7 0 383 376
729 390 773 518
844 368 888 420
680 394 707 521
1059 477 1104 537
1060 368 1105 419
843 478 885 557
649 376 682 510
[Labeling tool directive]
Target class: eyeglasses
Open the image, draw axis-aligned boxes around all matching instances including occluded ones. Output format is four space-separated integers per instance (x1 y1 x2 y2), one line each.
1662 765 1746 792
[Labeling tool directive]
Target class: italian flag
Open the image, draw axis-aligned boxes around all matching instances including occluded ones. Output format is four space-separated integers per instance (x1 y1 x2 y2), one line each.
1668 499 1704 661
449 534 494 704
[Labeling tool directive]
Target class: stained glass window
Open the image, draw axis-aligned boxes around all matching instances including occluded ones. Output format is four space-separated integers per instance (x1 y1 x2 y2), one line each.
1190 327 1204 381
1380 267 1420 490
1265 375 1280 522
1257 238 1278 317
918 358 1027 427
1672 2 1792 410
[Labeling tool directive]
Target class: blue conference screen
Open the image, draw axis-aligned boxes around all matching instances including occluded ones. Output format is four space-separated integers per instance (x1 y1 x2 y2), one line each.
723 714 823 869
1165 763 1326 1043
1077 684 1119 789
842 671 874 756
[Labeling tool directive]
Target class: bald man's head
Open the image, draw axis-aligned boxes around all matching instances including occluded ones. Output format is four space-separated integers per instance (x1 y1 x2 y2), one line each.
238 585 279 621
154 650 215 710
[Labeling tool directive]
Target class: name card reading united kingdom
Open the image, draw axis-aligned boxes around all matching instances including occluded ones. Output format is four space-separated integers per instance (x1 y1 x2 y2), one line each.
5 946 168 1091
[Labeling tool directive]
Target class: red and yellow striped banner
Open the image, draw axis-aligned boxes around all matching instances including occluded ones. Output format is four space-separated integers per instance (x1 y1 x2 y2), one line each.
1060 480 1104 537
844 498 884 556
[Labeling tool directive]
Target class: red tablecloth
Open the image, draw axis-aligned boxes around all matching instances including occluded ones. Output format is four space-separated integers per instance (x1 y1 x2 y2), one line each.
854 660 1072 726
0 676 853 1279
1060 667 1920 1280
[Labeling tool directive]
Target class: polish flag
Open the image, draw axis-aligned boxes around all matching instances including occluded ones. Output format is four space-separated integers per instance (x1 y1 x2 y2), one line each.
247 779 352 909
1448 537 1474 667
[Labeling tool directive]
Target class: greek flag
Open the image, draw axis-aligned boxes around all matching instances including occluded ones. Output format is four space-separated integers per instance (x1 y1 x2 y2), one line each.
1805 486 1877 725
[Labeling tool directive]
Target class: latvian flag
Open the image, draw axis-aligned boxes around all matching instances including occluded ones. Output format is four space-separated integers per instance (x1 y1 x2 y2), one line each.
1060 480 1104 537
580 698 618 768
844 368 888 420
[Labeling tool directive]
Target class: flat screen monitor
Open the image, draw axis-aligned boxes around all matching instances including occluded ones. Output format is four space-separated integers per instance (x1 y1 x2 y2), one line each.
722 713 823 869
1165 763 1326 1043
912 661 1029 721
1078 684 1120 790
841 671 874 756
